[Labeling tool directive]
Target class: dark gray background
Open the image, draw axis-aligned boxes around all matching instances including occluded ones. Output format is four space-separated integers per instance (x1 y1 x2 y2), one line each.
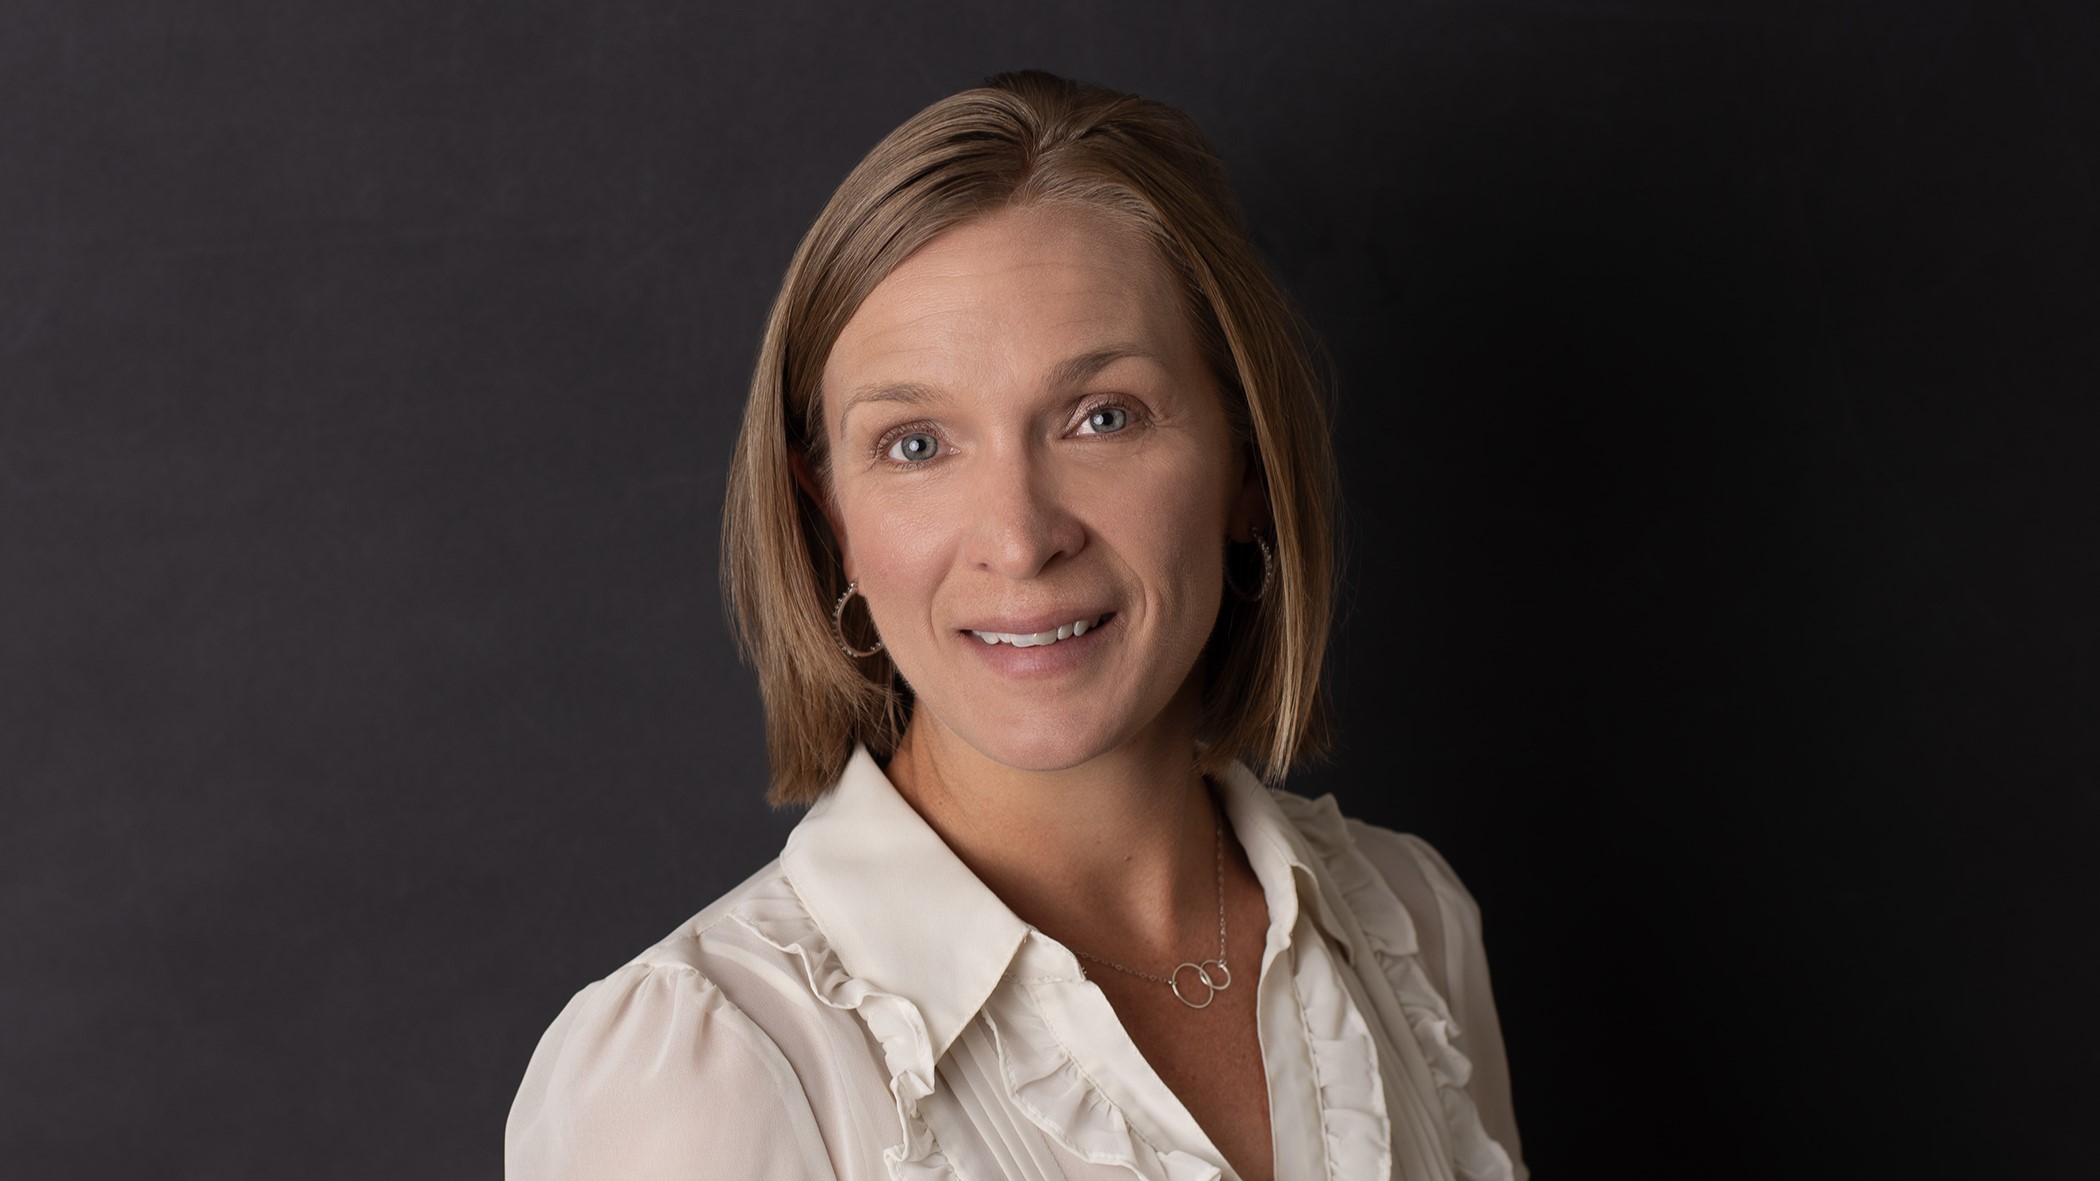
5 1 2095 1177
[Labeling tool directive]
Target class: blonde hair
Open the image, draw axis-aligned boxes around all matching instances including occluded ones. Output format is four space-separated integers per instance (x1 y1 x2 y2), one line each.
723 70 1338 806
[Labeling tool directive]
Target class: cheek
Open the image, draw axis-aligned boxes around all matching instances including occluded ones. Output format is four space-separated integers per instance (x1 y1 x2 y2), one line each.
1114 468 1232 595
841 497 955 598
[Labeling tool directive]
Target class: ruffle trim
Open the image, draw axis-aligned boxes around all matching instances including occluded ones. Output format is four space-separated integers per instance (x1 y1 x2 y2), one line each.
1277 793 1518 1181
730 878 959 1180
1289 932 1395 1178
984 980 1222 1181
979 936 1389 1181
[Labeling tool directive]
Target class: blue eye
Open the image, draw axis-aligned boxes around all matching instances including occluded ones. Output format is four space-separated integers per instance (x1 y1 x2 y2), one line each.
1080 406 1129 434
888 432 940 462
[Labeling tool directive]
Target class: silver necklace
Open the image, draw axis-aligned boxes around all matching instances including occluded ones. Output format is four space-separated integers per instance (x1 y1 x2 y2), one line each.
1067 801 1232 1009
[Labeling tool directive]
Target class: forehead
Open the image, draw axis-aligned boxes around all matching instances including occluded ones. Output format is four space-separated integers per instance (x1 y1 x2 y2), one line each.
820 202 1194 408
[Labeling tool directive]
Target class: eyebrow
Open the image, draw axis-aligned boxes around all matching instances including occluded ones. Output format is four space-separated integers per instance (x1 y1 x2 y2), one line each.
1050 345 1154 390
836 346 1156 421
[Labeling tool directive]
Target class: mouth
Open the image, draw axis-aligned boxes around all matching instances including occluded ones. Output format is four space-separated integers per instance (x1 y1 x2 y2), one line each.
967 612 1115 649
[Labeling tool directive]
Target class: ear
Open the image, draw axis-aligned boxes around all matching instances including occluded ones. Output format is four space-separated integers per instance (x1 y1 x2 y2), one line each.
790 446 854 581
1227 444 1271 543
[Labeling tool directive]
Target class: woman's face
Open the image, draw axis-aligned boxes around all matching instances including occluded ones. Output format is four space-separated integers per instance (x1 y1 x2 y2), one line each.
817 201 1256 774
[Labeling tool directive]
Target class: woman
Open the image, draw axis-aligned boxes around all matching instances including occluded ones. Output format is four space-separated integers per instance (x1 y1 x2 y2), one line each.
508 71 1524 1181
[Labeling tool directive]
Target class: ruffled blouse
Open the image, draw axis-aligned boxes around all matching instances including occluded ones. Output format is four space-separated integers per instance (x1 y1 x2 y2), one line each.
507 749 1525 1180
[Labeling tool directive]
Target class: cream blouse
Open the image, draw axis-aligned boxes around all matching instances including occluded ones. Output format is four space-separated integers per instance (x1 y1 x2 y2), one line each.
507 748 1526 1181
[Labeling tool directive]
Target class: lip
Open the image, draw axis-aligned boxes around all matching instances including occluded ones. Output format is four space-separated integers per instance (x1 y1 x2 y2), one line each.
956 609 1115 636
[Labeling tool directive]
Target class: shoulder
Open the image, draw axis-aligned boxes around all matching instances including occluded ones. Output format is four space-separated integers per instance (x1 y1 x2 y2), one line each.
504 861 853 1181
1264 789 1482 913
1269 790 1528 1179
1343 817 1486 941
1264 790 1489 996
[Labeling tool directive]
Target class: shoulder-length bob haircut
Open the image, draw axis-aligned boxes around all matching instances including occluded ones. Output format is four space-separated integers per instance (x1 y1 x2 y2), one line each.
723 70 1338 806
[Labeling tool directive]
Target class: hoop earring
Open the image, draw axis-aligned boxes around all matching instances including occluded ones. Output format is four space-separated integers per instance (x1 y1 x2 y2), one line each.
1225 527 1275 602
831 581 885 658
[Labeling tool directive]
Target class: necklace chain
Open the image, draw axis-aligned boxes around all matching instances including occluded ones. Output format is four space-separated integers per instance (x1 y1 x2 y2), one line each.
1066 799 1233 1009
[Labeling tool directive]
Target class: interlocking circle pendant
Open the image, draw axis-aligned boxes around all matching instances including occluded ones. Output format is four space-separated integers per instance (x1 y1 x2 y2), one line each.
1169 959 1233 1009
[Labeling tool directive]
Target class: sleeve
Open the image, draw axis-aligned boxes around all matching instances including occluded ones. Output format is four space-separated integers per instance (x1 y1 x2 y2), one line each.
505 961 838 1181
1347 823 1528 1181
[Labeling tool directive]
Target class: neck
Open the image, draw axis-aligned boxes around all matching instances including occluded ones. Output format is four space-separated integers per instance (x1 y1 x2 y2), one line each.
883 698 1221 962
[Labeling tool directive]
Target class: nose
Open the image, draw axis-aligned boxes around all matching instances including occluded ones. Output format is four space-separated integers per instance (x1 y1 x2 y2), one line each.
963 446 1085 580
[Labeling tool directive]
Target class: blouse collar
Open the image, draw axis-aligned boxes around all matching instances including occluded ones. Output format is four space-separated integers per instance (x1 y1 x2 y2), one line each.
779 745 1032 1064
779 744 1356 1062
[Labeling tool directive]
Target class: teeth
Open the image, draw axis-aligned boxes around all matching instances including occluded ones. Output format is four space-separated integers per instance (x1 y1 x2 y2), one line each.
971 616 1103 647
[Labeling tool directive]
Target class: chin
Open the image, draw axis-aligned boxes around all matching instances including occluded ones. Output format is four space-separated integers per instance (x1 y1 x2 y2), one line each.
940 708 1135 774
965 729 1114 775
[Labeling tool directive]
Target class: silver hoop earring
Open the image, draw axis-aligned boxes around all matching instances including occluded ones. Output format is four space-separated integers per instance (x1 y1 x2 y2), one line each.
1225 528 1275 602
831 581 885 658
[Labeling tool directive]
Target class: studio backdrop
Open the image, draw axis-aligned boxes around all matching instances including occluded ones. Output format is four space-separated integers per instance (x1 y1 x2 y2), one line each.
3 1 2094 1177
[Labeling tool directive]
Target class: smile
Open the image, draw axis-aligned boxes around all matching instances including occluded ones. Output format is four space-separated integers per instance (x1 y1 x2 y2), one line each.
969 613 1112 648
